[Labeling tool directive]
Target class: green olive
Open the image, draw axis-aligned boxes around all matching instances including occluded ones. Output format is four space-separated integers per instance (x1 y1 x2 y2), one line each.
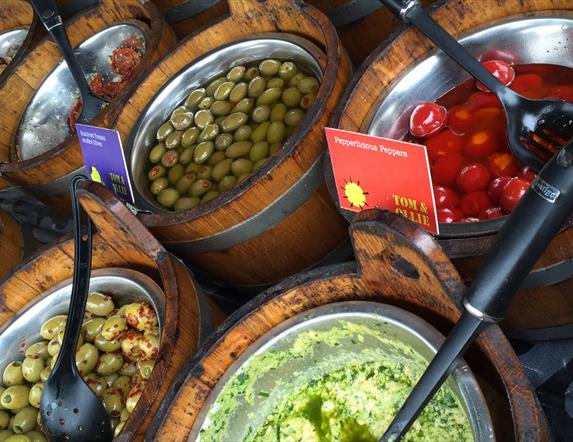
175 173 196 194
27 384 43 409
40 315 67 340
249 141 270 163
119 362 137 377
251 121 271 143
156 122 174 142
189 179 212 197
245 67 259 81
185 88 206 109
174 197 200 211
170 106 188 118
0 430 12 441
193 141 215 164
256 87 282 106
300 93 316 110
229 82 247 103
149 143 166 163
171 112 194 131
0 386 30 410
288 72 305 87
194 109 214 129
56 328 82 347
212 158 233 182
138 360 155 380
248 76 266 98
205 77 226 97
97 353 124 376
82 317 106 342
227 65 246 82
0 411 8 430
84 373 107 398
284 108 305 127
181 127 200 148
233 125 252 141
75 343 99 376
232 98 254 114
278 61 298 80
160 150 179 168
197 165 212 180
199 124 220 142
12 407 37 434
47 338 60 358
150 177 169 195
198 96 214 110
270 103 287 122
112 376 131 397
253 157 268 171
201 190 220 204
3 362 23 387
21 358 43 384
266 77 285 89
215 133 234 151
231 158 253 177
267 121 286 144
298 76 319 94
103 373 119 388
226 141 252 159
282 87 302 107
179 146 195 166
252 105 270 123
39 367 51 383
221 112 248 133
23 431 46 442
213 81 235 101
164 130 182 149
168 164 185 184
157 188 180 208
211 100 232 116
259 59 281 76
114 421 126 438
237 172 250 183
102 388 124 418
185 163 201 174
148 165 166 181
270 142 282 155
101 316 127 341
4 435 29 442
218 175 237 192
24 343 48 360
208 151 226 167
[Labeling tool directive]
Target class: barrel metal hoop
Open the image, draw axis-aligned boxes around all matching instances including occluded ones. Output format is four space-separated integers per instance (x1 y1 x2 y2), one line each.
521 257 573 290
326 0 383 27
161 0 221 24
503 323 573 342
0 167 86 199
164 154 325 257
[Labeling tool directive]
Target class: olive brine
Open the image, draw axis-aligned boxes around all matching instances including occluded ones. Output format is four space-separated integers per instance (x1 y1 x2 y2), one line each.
146 59 320 211
0 293 159 441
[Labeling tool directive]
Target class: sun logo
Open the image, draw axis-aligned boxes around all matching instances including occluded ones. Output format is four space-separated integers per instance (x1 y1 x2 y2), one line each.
90 166 103 185
342 178 369 209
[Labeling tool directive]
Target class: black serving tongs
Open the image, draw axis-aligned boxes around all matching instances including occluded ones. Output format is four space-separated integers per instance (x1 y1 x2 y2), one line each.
29 0 107 125
40 175 112 441
380 137 573 440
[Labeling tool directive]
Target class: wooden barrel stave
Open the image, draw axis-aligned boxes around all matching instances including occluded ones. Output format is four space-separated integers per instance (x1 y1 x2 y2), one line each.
114 0 351 288
149 209 548 441
0 209 24 280
0 0 177 213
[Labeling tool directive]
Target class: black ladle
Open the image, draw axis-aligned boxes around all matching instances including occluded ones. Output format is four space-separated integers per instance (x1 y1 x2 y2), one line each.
40 175 112 441
380 144 573 437
380 0 573 172
29 0 107 125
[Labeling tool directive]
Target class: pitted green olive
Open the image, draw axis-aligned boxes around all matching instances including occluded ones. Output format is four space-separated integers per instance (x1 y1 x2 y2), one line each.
270 103 287 122
0 386 30 410
175 173 196 194
194 110 214 130
232 98 254 114
24 343 48 361
213 81 235 101
193 141 215 164
259 59 281 76
189 179 212 197
245 67 259 80
298 76 319 94
288 72 305 87
197 165 212 180
181 127 200 148
199 124 220 142
282 87 302 107
229 82 247 103
267 77 285 89
21 359 43 384
160 150 179 168
233 125 252 141
205 77 226 96
148 165 166 181
12 407 37 434
252 105 270 123
251 121 270 143
198 96 214 110
227 66 246 82
211 100 232 116
157 188 180 208
171 112 193 131
150 177 169 195
256 87 282 106
40 315 67 340
156 122 174 141
185 88 206 109
148 143 166 163
164 131 182 150
86 293 114 318
168 164 185 185
278 61 298 80
300 93 316 109
27 384 43 409
2 364 23 388
248 76 266 98
284 108 305 127
215 133 234 151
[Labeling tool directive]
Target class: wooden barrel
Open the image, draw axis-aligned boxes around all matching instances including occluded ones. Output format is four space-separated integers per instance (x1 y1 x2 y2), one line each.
0 181 213 441
114 0 351 290
146 209 548 441
327 0 573 335
0 0 177 214
0 208 24 279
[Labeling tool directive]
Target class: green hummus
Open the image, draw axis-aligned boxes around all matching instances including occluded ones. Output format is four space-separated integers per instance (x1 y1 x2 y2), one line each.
198 321 473 442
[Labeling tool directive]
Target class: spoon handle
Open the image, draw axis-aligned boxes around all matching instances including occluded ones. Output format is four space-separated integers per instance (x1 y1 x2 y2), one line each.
55 175 93 370
380 0 512 97
28 0 93 99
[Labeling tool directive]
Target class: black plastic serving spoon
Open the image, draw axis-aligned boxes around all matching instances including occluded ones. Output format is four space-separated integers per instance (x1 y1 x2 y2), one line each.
380 0 573 172
29 0 107 125
40 175 112 441
380 142 573 439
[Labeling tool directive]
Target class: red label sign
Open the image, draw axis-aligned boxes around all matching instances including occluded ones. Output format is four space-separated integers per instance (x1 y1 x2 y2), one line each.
325 127 439 235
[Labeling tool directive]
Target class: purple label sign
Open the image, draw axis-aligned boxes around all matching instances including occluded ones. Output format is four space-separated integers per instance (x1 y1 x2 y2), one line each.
76 124 135 203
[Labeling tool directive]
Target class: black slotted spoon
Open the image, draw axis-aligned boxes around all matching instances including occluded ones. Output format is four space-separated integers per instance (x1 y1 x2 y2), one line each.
381 0 573 172
29 0 107 125
40 175 112 441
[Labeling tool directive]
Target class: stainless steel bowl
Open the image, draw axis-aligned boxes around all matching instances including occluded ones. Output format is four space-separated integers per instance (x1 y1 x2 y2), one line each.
126 34 324 213
0 27 28 68
366 12 573 237
0 268 165 376
190 301 495 442
15 21 149 161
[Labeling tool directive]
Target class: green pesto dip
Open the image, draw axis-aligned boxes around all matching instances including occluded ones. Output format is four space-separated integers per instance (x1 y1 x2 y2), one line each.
198 320 473 442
